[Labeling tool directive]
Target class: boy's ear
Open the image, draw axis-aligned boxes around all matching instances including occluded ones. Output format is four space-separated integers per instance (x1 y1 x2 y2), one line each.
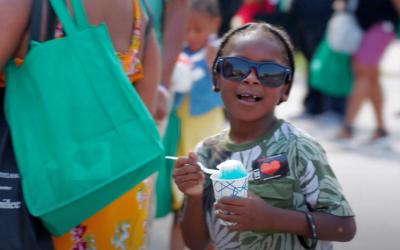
212 60 221 92
279 84 291 103
212 72 220 92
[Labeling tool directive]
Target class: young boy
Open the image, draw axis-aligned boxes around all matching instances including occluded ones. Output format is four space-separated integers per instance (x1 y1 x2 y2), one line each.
173 22 356 250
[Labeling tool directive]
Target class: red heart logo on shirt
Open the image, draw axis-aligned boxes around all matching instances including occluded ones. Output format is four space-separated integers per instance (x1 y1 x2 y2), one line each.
260 161 281 175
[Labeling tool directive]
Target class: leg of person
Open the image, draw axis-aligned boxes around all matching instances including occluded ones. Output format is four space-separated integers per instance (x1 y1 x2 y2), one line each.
369 68 388 141
366 23 396 141
330 97 347 117
293 20 322 117
337 63 371 138
338 22 396 139
292 0 334 117
317 96 346 125
296 26 331 115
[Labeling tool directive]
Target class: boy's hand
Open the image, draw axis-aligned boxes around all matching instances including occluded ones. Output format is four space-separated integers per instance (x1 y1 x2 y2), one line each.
172 152 205 197
213 191 276 231
153 85 169 123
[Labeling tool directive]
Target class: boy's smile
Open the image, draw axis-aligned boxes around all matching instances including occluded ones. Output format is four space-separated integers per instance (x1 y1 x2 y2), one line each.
235 81 263 105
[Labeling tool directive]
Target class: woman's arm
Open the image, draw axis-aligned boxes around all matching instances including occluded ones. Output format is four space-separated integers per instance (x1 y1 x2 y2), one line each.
0 0 31 71
135 28 161 116
161 0 190 88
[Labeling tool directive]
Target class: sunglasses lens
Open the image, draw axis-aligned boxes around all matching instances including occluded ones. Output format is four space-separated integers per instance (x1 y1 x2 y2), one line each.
259 64 286 87
221 58 249 81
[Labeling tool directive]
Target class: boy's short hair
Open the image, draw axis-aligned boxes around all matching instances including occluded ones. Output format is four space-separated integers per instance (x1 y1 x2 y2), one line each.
191 0 220 18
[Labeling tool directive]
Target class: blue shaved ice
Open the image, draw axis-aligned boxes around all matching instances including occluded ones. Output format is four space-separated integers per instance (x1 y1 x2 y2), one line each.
216 160 248 180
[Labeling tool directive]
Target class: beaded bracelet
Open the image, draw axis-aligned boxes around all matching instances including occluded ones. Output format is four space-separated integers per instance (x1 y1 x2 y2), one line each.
297 212 318 249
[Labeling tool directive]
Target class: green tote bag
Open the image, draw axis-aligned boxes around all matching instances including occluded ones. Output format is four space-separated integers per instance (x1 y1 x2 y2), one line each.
4 0 163 237
310 36 353 98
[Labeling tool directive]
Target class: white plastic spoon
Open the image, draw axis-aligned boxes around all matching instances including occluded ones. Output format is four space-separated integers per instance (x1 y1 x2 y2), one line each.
165 156 220 175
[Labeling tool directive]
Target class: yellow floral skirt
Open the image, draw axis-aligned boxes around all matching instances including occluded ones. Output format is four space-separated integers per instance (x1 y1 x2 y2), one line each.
52 178 153 250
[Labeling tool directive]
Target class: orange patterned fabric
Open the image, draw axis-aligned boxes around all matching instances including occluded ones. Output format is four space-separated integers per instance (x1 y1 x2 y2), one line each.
52 179 153 250
115 0 143 83
1 0 143 86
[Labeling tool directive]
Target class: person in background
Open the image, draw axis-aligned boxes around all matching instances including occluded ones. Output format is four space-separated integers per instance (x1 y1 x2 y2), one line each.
140 1 190 250
394 0 400 117
143 0 191 128
336 0 399 146
290 0 348 121
174 0 224 160
0 0 160 249
231 0 344 122
231 0 293 31
171 2 224 249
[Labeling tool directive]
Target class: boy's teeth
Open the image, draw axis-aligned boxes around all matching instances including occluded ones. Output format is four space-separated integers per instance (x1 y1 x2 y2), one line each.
240 95 257 98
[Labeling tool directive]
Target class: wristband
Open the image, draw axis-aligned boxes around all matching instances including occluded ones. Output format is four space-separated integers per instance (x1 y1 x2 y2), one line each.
297 212 317 249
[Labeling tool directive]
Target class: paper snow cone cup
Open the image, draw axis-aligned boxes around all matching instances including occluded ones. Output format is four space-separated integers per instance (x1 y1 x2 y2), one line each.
210 173 249 226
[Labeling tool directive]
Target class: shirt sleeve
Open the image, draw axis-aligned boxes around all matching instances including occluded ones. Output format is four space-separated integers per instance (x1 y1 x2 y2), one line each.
296 137 355 217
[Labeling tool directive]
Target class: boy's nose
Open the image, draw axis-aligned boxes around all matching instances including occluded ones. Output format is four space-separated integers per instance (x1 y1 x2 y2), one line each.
243 68 260 85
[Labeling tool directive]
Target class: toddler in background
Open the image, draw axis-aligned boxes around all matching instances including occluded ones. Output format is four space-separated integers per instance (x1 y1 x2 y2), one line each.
174 0 225 158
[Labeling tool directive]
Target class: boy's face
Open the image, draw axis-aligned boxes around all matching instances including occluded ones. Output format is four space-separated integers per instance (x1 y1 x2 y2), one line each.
186 11 221 52
217 35 291 122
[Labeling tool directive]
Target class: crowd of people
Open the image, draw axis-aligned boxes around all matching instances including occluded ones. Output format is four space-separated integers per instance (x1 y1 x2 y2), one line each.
0 0 399 250
234 0 400 148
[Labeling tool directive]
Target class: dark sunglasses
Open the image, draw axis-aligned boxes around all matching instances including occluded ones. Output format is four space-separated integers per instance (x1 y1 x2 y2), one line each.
214 57 292 88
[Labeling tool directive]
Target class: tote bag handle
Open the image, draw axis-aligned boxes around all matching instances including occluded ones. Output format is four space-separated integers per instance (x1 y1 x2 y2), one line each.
48 0 88 35
5 0 89 73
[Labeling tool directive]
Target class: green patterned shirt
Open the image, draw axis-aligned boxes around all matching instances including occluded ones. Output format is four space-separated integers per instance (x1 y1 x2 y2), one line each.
194 120 355 250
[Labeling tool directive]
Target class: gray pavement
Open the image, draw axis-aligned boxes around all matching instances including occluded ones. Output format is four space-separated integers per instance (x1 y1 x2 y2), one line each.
148 45 400 250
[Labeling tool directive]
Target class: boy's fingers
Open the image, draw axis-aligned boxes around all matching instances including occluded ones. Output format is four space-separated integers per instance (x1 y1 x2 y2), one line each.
188 151 198 162
179 180 202 190
172 164 201 177
214 202 243 215
174 173 203 184
175 156 197 169
218 197 247 206
213 210 241 223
